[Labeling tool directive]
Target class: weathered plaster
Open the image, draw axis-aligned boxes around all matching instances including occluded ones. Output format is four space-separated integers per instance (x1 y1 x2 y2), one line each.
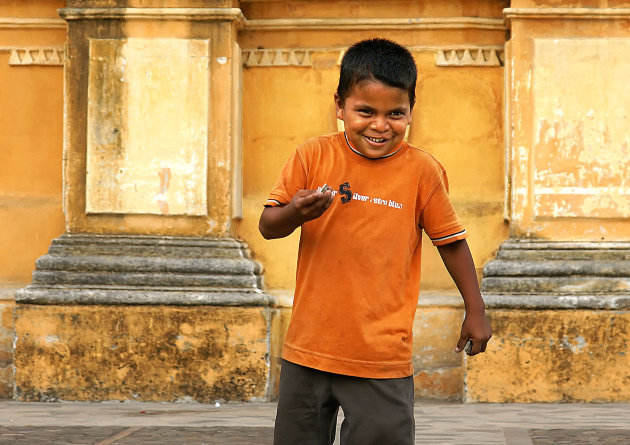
507 11 630 239
86 38 209 216
466 310 630 402
532 38 630 220
14 305 270 402
412 306 465 401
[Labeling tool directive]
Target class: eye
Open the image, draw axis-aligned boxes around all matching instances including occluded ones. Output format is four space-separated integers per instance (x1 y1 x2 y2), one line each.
357 108 373 116
389 111 405 118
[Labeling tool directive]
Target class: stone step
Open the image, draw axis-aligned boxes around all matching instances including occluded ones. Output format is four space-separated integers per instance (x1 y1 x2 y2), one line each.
52 234 246 249
36 255 261 275
499 240 630 250
481 276 630 294
483 260 630 277
16 286 268 306
481 240 630 296
32 270 260 289
496 249 630 261
48 234 249 259
17 234 268 306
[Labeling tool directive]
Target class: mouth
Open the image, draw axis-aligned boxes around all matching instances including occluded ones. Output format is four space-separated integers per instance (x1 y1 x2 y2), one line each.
364 135 388 144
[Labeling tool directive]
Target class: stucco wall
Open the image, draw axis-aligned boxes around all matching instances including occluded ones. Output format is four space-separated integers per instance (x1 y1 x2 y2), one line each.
236 0 508 292
0 0 66 398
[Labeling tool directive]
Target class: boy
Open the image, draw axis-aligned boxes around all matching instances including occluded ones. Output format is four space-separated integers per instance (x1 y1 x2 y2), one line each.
259 38 492 445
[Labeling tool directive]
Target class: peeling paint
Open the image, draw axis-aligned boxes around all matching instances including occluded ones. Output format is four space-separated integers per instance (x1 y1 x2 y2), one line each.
85 38 209 216
561 335 587 353
467 310 630 403
206 219 218 234
45 335 60 344
155 167 171 214
530 39 630 221
14 305 270 402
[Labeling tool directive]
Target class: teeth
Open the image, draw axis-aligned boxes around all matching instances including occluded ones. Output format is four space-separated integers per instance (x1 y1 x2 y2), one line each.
366 136 386 143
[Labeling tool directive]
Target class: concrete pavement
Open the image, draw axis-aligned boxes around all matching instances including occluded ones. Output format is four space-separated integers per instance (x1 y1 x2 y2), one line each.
0 400 628 444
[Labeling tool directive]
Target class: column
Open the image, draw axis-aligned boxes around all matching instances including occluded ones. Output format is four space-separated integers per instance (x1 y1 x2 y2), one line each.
471 1 630 402
13 1 271 402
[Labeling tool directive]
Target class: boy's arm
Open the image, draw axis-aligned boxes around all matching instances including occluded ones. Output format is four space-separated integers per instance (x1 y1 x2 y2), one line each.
259 189 334 239
436 239 492 355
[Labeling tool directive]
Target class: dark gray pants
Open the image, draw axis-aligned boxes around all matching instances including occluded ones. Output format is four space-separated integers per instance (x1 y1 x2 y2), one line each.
274 360 415 445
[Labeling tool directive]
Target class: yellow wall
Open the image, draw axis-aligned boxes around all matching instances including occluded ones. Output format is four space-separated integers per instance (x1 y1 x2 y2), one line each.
15 305 270 402
236 1 508 291
2 1 508 296
0 1 66 286
467 309 630 402
7 0 628 404
0 0 66 396
234 1 508 401
506 1 630 241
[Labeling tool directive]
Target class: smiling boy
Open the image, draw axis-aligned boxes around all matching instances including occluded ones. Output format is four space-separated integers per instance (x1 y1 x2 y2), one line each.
260 38 492 445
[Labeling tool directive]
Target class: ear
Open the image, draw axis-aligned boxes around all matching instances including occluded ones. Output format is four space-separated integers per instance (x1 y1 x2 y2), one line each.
334 93 344 120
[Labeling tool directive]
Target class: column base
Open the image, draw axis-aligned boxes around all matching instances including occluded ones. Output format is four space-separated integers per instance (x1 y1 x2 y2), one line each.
466 308 630 403
470 240 630 402
14 234 272 402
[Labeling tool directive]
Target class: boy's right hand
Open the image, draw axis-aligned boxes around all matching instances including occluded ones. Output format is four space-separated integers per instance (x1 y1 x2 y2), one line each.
259 188 334 239
286 188 334 225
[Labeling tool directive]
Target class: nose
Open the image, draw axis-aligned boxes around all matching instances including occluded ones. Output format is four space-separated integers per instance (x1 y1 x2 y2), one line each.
370 116 389 132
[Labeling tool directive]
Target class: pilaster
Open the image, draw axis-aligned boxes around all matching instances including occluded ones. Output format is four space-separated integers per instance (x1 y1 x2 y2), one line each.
14 1 269 403
60 3 243 235
472 2 630 403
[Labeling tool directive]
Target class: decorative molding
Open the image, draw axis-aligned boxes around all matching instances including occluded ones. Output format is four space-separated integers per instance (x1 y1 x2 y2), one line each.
245 17 507 31
243 48 312 67
244 17 506 31
7 47 65 66
243 46 504 68
504 8 630 20
59 7 245 26
0 17 66 29
1 13 509 32
435 47 503 67
5 44 503 68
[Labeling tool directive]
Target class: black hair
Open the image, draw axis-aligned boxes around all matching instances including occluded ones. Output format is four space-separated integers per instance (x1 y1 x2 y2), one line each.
336 38 417 108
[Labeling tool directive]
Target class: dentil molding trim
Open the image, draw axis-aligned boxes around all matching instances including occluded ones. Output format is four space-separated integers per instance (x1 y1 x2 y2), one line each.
3 45 503 68
5 47 65 66
243 46 504 68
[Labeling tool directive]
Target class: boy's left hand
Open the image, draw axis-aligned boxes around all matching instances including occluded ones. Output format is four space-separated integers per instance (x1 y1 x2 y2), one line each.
455 310 492 356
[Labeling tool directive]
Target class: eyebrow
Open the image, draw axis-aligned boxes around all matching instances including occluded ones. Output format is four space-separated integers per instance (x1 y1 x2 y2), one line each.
352 103 408 113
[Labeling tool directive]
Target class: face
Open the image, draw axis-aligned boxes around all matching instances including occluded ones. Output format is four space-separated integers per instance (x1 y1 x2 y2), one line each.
335 80 412 158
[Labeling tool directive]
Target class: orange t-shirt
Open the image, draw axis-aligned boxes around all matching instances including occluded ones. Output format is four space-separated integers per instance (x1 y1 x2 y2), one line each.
265 132 467 378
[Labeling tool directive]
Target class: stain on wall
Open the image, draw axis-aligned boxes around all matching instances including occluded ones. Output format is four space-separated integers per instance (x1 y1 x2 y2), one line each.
532 38 630 220
86 38 209 216
466 310 630 402
14 305 270 402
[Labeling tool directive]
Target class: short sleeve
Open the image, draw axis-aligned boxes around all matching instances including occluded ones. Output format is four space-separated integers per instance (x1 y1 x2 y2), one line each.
264 148 308 207
419 171 467 246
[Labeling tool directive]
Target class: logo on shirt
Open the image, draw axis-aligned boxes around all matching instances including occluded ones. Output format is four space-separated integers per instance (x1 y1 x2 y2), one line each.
333 182 403 210
339 182 352 204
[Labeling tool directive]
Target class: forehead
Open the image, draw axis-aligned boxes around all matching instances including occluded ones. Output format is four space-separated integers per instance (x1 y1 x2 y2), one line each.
345 79 410 108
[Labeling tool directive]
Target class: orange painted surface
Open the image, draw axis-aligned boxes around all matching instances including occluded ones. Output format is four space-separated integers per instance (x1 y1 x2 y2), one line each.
0 3 65 284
